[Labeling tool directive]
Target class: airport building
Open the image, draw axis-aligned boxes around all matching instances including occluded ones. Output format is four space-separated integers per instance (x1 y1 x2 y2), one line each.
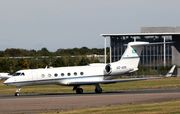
101 27 180 75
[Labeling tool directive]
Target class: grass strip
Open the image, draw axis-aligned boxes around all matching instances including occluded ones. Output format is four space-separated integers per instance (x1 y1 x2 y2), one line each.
40 100 180 114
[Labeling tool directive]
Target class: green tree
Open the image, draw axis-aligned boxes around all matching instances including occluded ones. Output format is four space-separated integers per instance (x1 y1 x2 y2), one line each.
78 57 90 66
51 57 66 67
15 58 29 70
37 57 50 68
37 47 50 56
4 48 21 56
66 57 75 66
37 62 46 68
28 59 40 69
0 58 10 72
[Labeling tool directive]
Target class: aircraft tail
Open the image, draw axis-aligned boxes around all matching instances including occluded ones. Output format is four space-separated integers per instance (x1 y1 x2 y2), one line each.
118 42 149 68
165 65 176 77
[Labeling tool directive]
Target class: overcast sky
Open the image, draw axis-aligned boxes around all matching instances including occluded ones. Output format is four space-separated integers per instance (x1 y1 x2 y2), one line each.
0 0 180 52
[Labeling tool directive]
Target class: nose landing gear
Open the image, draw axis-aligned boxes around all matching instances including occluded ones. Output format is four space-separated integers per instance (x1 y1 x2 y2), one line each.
15 87 21 96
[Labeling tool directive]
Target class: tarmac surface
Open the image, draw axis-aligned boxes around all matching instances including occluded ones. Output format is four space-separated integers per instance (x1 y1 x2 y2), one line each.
0 89 180 114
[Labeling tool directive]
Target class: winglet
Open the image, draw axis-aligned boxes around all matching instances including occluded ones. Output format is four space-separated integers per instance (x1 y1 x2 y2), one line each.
165 65 176 77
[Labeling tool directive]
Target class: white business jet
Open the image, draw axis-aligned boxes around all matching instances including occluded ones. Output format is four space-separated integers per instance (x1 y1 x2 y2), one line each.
4 42 173 96
0 73 12 80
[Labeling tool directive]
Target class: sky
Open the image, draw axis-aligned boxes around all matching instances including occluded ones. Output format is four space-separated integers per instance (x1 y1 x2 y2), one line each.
0 0 180 52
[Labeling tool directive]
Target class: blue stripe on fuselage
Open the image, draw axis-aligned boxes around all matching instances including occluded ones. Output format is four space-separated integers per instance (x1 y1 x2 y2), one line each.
4 75 104 85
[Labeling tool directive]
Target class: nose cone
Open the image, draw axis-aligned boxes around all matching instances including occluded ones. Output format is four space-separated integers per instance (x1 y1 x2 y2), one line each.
4 78 14 86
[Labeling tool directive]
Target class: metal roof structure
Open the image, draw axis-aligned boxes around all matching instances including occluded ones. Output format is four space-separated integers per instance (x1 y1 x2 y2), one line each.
100 33 180 37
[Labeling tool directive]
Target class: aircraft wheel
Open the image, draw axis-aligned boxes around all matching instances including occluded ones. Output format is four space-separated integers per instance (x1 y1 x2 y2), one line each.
15 92 20 96
95 88 102 93
76 88 83 94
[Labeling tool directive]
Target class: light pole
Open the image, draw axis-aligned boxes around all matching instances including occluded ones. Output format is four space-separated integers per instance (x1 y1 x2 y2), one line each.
164 37 166 66
104 36 106 64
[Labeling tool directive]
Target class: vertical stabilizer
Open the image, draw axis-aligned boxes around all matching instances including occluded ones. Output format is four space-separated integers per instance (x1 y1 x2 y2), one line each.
165 65 176 77
118 42 149 68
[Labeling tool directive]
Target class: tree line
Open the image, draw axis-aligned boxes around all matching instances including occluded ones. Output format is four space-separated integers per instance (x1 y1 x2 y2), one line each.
0 47 109 57
0 55 102 74
0 47 110 74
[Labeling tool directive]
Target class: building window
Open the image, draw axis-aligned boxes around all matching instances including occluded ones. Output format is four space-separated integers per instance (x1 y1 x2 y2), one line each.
54 73 58 77
61 73 64 76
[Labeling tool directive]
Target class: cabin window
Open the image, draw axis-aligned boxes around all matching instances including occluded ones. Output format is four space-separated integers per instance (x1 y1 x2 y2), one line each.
61 73 64 76
41 74 45 78
80 72 84 75
48 74 51 77
54 73 58 77
74 72 77 76
67 73 71 76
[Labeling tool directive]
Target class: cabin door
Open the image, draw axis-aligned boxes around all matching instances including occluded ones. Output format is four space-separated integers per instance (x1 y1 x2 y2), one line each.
32 71 38 82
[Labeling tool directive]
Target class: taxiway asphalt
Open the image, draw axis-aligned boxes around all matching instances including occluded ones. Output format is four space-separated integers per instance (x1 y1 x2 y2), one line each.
0 89 180 113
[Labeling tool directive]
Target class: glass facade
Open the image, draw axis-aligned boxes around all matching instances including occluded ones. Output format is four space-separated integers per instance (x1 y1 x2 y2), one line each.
110 35 173 68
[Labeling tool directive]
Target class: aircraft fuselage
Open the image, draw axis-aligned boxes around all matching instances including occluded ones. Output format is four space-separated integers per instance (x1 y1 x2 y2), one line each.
5 63 132 87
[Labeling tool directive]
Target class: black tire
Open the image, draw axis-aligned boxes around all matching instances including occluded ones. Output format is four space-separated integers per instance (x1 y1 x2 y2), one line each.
95 88 102 93
15 92 20 96
76 88 83 94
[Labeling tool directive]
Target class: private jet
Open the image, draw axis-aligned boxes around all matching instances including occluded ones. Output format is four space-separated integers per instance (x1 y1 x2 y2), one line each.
0 73 12 80
4 41 174 96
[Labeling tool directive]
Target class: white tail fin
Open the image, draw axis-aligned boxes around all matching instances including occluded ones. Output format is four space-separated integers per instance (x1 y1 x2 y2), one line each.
165 65 176 77
119 42 149 68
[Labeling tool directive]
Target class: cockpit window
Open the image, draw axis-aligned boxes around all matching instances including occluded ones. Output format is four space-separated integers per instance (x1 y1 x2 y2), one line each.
13 72 21 76
13 72 25 76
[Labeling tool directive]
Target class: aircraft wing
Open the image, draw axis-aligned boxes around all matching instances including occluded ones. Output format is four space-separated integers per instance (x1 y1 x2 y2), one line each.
67 77 161 85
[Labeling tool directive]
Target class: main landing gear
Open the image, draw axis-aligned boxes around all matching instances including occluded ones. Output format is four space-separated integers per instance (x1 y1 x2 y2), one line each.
73 84 102 94
15 87 21 96
95 84 102 93
73 86 83 94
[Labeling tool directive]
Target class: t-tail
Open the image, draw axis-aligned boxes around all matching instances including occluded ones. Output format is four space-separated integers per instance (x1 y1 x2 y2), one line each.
119 42 149 69
104 42 149 76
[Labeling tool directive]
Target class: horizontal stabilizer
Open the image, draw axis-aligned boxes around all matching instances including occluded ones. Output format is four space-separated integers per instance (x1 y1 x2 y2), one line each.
124 42 174 46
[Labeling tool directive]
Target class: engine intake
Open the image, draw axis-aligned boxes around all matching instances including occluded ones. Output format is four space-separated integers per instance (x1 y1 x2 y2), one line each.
105 64 112 74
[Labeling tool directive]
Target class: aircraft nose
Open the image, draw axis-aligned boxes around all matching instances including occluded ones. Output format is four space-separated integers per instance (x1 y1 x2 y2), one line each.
4 78 15 85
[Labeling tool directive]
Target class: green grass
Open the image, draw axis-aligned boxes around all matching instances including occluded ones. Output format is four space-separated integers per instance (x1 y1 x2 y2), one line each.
1 77 180 95
40 100 180 114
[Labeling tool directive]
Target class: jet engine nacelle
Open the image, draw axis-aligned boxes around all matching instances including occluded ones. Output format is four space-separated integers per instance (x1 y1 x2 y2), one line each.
105 62 134 75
